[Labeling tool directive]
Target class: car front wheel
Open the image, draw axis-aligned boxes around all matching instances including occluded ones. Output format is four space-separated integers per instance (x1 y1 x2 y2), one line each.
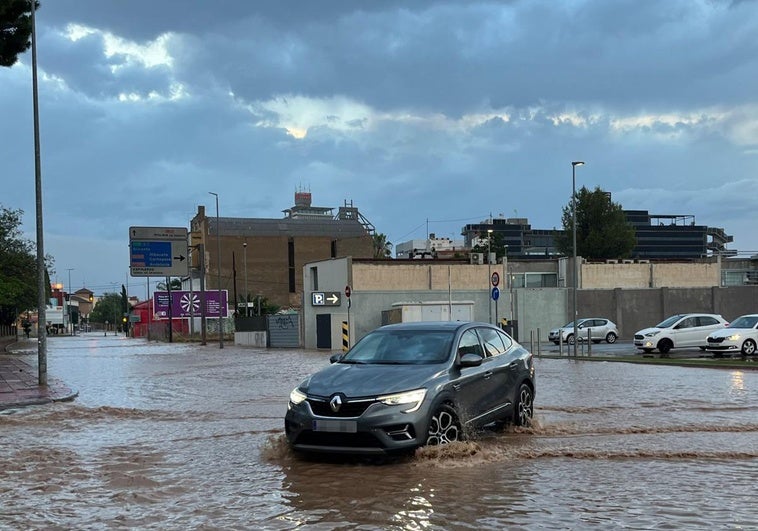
426 404 461 445
566 334 575 345
742 339 757 356
606 332 617 344
514 384 534 427
657 339 673 354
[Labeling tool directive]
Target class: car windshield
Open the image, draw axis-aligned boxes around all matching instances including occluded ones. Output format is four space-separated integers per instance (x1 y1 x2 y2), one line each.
728 315 758 329
655 315 684 328
340 329 454 365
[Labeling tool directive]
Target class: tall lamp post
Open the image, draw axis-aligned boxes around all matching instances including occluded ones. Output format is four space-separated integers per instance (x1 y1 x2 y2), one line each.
571 161 585 357
243 241 248 317
487 228 493 324
209 192 223 349
66 268 74 336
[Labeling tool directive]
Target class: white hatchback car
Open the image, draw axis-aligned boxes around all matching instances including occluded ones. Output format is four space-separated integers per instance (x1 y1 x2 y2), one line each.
634 313 729 354
705 314 758 358
548 318 619 345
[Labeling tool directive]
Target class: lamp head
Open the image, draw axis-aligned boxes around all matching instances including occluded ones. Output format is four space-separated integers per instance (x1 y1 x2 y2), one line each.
571 161 585 167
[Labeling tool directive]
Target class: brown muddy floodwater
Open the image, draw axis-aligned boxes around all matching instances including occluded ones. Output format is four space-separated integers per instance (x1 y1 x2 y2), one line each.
1 333 756 529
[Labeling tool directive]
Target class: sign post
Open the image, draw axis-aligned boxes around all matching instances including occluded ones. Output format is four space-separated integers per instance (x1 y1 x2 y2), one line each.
345 285 352 348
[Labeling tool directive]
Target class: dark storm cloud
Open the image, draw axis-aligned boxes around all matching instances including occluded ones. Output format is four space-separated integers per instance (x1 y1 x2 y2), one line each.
4 0 758 291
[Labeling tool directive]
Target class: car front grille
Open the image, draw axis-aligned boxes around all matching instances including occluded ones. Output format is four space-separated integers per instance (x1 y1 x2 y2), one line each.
707 337 725 344
307 398 374 418
294 430 383 448
634 334 644 340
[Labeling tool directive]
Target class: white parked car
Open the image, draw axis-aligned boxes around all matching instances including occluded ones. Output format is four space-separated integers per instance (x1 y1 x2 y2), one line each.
634 313 729 354
705 314 758 358
548 318 619 345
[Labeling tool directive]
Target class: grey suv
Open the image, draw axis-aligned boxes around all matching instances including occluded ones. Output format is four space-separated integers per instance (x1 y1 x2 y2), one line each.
284 321 536 455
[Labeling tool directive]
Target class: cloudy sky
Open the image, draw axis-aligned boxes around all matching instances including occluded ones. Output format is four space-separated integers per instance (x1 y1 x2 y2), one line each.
3 0 758 296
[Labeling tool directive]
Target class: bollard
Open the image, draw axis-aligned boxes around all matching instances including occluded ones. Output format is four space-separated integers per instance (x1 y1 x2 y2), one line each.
587 328 592 356
536 328 541 357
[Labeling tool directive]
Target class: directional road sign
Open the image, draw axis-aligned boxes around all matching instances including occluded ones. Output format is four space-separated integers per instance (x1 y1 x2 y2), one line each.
129 226 189 277
311 291 342 306
491 287 500 301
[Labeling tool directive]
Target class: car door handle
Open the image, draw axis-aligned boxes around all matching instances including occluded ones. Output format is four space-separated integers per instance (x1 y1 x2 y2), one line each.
508 361 519 370
483 371 493 379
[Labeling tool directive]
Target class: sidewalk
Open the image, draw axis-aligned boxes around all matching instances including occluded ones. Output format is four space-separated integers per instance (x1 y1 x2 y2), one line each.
0 336 78 411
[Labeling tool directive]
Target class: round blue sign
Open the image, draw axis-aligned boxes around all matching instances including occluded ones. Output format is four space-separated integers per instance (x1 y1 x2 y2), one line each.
491 287 500 301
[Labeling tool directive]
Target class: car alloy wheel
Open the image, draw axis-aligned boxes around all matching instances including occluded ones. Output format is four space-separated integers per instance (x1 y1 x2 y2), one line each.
426 404 461 445
742 339 757 356
606 332 617 344
566 334 575 345
515 383 534 427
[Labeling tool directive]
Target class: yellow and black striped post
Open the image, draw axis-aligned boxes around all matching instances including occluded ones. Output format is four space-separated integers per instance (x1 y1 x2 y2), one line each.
342 321 349 351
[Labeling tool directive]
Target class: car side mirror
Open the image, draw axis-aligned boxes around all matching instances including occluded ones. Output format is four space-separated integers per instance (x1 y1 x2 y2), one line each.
329 353 344 364
459 353 483 367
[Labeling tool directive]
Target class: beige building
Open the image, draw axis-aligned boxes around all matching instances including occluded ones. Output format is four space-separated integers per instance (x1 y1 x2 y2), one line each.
189 193 375 311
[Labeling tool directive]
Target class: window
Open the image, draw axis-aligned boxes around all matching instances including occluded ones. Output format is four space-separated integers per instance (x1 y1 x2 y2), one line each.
311 267 319 290
458 329 483 358
478 328 507 357
697 316 719 327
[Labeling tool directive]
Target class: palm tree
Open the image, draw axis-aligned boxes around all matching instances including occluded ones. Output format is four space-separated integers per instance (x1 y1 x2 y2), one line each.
372 233 393 258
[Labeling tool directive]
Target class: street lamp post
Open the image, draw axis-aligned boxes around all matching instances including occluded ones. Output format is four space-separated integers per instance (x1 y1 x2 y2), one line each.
243 241 248 317
209 192 223 349
66 268 74 336
487 229 493 324
571 161 585 356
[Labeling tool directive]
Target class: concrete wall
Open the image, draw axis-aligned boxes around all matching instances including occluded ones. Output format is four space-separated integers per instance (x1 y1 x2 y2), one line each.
582 262 720 289
302 258 758 349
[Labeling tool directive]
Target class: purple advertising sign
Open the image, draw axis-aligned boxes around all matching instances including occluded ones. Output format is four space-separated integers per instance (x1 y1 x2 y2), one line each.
153 290 228 319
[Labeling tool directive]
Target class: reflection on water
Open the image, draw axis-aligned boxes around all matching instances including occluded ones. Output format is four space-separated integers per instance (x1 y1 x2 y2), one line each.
1 334 757 529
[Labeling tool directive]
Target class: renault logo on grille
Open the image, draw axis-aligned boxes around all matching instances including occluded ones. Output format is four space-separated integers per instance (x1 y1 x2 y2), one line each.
329 394 343 412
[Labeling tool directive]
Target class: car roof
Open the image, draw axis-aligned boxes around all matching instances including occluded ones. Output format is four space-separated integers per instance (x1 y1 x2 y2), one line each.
378 321 487 332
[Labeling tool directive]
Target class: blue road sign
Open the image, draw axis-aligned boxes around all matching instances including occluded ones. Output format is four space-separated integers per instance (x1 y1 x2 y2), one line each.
130 241 172 268
491 287 500 301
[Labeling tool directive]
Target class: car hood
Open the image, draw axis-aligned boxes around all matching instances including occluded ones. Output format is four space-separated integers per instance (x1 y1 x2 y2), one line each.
304 362 447 398
708 328 754 339
636 327 664 336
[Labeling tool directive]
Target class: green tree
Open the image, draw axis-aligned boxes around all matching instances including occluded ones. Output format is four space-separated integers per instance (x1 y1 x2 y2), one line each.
555 186 637 260
89 293 123 326
156 278 182 291
0 205 52 326
471 231 507 262
372 233 393 258
0 0 39 67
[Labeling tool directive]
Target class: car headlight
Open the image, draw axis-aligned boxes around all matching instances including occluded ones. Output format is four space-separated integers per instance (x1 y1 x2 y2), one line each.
378 388 427 413
289 388 307 406
644 331 661 337
727 334 741 341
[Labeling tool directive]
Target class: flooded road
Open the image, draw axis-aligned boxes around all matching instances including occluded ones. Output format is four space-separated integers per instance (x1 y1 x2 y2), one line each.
1 333 756 529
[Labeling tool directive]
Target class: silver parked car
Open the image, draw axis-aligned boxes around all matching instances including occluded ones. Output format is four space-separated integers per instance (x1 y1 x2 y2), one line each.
705 314 758 358
284 321 536 456
548 318 619 345
634 313 729 354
